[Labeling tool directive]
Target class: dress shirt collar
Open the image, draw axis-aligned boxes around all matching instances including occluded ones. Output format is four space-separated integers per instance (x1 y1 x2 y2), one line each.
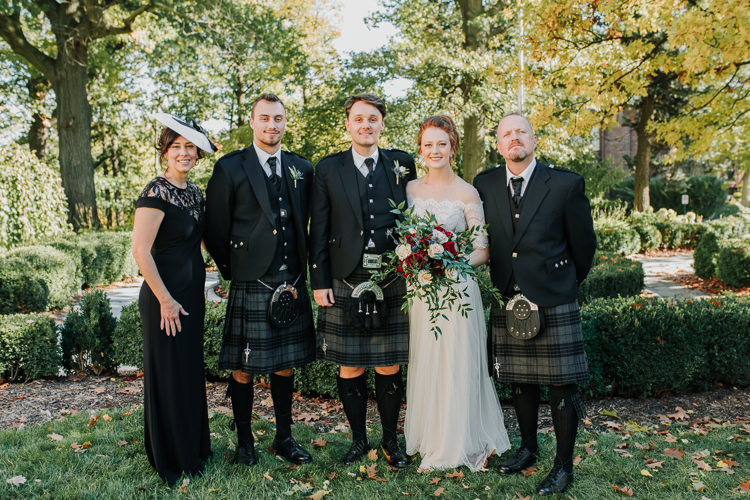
352 148 379 177
253 142 281 177
505 158 537 197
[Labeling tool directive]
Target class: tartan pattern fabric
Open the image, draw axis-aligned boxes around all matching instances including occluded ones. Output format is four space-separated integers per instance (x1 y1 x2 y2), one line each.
490 300 589 385
218 273 315 374
316 266 409 367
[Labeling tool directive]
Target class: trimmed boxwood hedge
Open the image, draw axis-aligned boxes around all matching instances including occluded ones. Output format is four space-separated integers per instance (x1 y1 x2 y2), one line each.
5 245 79 310
0 313 60 382
60 290 117 374
716 239 750 287
579 253 644 303
593 220 641 255
0 258 49 314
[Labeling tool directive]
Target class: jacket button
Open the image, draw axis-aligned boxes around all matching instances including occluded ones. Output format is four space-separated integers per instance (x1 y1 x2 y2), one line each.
240 242 243 247
555 263 559 268
360 230 364 236
273 229 278 235
312 264 317 269
512 252 518 258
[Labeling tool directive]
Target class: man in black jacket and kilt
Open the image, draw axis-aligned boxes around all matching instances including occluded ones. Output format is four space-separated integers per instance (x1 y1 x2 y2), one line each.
309 93 416 467
474 113 596 495
205 93 315 467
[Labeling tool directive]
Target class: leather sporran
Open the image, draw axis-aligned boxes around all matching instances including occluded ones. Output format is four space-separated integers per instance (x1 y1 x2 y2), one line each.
344 280 387 332
505 293 543 340
268 283 299 328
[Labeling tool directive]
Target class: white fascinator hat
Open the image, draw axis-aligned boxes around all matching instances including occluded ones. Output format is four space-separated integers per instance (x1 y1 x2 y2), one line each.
152 113 218 153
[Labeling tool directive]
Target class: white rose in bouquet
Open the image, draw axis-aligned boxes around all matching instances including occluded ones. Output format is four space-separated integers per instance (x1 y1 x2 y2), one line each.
431 229 449 244
428 243 444 258
418 270 433 285
445 266 458 280
396 244 412 259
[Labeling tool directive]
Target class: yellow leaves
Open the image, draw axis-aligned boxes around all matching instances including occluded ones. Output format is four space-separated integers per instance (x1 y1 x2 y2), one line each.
306 490 330 500
102 414 112 422
640 469 653 477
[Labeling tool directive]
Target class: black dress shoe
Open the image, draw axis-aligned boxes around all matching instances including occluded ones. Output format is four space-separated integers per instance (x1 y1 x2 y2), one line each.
272 436 312 464
381 439 409 469
498 447 538 474
235 443 258 468
342 439 371 465
536 465 573 495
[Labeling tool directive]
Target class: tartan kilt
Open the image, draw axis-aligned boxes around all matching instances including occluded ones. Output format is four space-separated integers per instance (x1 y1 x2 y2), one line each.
490 300 589 385
316 266 409 367
218 271 315 374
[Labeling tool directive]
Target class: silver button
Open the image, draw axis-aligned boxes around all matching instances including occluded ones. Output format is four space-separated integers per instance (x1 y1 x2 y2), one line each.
560 260 564 265
565 259 569 264
369 199 374 203
312 264 317 269
282 226 286 230
360 230 363 236
368 184 373 188
283 242 287 246
512 252 518 258
273 229 277 235
239 242 243 247
370 215 374 219
515 214 520 219
371 230 375 234
555 263 559 268
278 197 282 201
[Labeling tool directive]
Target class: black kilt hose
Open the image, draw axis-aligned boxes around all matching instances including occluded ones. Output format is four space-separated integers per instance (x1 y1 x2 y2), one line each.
218 269 315 374
317 266 409 367
490 300 589 385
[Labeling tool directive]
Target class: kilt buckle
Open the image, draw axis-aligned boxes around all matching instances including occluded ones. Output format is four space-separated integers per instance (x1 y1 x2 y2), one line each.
362 253 383 269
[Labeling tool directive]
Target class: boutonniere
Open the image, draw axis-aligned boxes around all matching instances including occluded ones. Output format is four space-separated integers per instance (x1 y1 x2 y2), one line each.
392 160 408 185
288 165 303 188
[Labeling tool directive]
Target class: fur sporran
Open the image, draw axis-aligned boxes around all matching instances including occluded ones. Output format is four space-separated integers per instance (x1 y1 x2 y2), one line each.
344 281 387 332
505 293 544 340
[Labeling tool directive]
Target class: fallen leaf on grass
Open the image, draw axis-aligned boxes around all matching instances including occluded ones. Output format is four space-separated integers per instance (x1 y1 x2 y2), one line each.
664 434 678 443
264 472 273 481
326 472 336 480
646 460 664 469
667 407 689 420
87 416 100 428
634 442 656 450
430 477 442 485
693 459 712 470
47 433 64 441
102 414 112 422
691 480 706 491
445 469 464 481
121 410 133 417
611 485 634 496
311 438 327 448
522 467 538 477
433 487 445 496
640 470 653 477
117 440 128 446
717 459 738 468
6 476 26 486
664 448 684 460
368 448 378 461
306 490 330 500
585 446 597 456
514 494 531 500
737 479 750 493
573 455 583 466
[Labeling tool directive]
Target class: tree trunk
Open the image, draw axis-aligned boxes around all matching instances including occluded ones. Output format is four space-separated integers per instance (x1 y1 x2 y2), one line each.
633 95 655 212
26 76 50 160
462 112 485 181
54 40 100 230
741 164 750 207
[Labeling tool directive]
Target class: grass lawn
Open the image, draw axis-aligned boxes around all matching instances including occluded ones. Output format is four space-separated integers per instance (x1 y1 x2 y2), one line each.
1 406 748 499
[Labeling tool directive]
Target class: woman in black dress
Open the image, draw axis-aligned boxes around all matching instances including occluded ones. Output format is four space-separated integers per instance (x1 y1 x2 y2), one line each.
132 114 217 485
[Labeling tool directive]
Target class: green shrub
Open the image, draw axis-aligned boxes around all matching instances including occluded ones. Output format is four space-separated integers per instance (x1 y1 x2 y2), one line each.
579 253 644 303
580 297 750 397
593 220 641 254
716 239 750 287
687 175 726 218
653 221 697 248
693 231 719 278
631 220 662 251
60 290 116 374
610 175 727 218
204 301 230 379
0 258 49 313
0 144 69 249
6 245 79 309
113 302 143 369
0 313 60 381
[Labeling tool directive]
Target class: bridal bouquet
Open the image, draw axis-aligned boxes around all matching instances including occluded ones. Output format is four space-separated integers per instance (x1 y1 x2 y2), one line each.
370 202 486 338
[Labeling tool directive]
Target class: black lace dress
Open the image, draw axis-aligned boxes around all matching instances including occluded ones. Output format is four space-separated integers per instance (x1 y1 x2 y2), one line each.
136 176 211 485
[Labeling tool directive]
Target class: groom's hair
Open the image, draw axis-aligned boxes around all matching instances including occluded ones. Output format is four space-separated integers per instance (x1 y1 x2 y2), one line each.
417 115 460 162
345 93 386 119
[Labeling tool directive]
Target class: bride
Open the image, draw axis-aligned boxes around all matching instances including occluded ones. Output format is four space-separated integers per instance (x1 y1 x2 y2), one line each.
404 115 510 471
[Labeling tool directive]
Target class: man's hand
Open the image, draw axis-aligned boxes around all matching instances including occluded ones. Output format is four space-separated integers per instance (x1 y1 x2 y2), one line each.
313 288 335 307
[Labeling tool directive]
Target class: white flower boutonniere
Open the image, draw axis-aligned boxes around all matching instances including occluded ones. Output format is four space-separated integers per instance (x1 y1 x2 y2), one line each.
288 165 303 188
392 160 408 185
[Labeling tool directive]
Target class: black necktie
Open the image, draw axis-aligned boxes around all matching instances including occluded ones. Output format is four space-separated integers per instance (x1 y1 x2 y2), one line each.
267 157 281 190
511 177 524 208
364 157 375 178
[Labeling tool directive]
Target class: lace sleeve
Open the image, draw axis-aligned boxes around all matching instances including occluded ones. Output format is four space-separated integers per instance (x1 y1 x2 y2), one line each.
463 202 488 249
136 178 169 211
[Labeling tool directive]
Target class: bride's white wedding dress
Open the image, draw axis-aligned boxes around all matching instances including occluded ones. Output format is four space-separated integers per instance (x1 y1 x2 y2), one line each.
404 196 510 471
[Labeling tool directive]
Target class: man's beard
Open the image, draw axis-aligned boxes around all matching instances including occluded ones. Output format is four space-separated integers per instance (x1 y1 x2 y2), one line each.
509 149 528 162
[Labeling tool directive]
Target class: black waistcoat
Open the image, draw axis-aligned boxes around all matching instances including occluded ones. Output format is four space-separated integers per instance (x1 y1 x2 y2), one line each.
261 171 301 280
355 164 397 254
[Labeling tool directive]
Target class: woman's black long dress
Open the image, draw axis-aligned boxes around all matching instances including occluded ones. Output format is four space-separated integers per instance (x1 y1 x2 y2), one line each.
137 177 211 485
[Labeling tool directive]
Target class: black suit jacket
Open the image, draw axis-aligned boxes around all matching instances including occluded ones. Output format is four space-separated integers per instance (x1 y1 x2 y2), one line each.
309 147 416 289
473 161 596 307
204 146 313 281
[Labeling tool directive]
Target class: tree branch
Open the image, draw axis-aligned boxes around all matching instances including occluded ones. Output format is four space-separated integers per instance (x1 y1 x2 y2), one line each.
89 1 158 39
0 9 56 84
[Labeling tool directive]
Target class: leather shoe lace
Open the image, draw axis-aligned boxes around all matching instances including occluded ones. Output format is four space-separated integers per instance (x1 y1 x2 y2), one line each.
272 436 312 464
498 447 538 474
536 465 573 496
381 439 409 468
342 439 371 465
235 443 258 468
